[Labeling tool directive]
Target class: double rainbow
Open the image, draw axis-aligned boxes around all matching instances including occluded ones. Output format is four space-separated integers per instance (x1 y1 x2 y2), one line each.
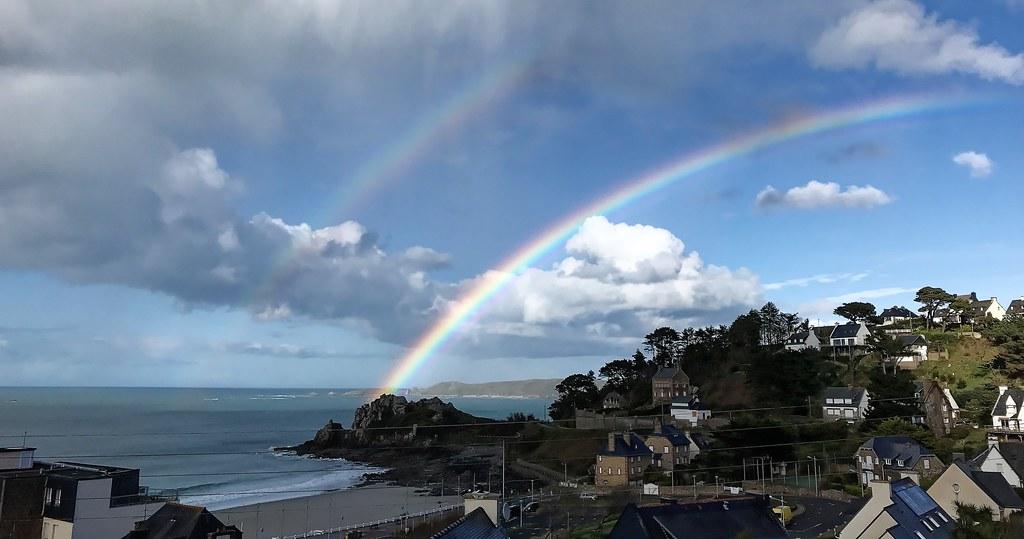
378 93 980 392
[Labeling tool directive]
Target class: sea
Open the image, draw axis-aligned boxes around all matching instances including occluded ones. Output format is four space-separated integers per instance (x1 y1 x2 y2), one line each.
0 387 550 510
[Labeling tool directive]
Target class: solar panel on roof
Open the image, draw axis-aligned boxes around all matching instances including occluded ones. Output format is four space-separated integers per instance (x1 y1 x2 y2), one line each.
894 483 938 516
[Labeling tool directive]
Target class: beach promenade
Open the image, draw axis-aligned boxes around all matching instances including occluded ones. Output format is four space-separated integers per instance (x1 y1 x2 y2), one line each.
215 486 463 539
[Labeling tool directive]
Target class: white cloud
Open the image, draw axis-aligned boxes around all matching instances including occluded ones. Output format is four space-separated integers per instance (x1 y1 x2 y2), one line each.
811 0 1024 84
756 180 892 209
764 272 869 291
454 217 761 353
952 151 994 178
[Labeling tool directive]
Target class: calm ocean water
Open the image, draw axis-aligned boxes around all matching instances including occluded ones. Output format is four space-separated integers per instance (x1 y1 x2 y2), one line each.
0 387 549 509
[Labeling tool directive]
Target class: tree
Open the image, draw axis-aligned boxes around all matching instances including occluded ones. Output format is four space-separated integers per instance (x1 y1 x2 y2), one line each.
833 302 877 323
759 302 792 346
985 317 1024 379
548 371 600 420
598 352 651 394
953 503 1024 538
867 332 911 374
728 310 762 349
949 297 975 332
644 327 682 366
915 286 954 330
864 366 923 422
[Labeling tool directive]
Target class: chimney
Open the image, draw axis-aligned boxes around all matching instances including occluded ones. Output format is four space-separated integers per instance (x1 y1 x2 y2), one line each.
654 420 663 434
988 436 999 449
608 432 617 452
868 480 891 500
1000 386 1009 396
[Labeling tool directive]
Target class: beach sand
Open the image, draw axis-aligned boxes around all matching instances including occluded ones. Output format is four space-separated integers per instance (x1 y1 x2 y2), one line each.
215 485 463 538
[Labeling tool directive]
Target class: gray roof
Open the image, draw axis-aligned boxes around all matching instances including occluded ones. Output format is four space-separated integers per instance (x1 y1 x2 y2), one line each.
992 389 1024 417
830 322 865 339
124 503 237 539
811 326 834 341
599 433 654 457
884 478 953 538
952 461 1024 509
432 507 508 539
859 436 937 469
652 366 686 381
609 498 788 539
648 424 690 448
1008 299 1024 314
881 306 916 318
785 330 810 345
897 335 927 347
824 386 866 404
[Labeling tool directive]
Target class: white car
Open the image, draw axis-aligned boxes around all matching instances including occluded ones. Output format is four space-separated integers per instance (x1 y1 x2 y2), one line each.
579 492 598 500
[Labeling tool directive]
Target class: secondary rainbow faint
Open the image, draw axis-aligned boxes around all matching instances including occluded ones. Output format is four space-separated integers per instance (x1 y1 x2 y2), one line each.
378 92 981 393
329 57 532 218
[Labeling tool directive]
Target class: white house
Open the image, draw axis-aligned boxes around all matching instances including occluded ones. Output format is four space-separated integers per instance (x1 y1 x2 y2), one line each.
894 334 929 366
823 386 869 422
974 297 1006 321
879 306 916 326
829 322 871 348
992 386 1024 433
972 440 1024 489
670 395 711 426
784 329 820 351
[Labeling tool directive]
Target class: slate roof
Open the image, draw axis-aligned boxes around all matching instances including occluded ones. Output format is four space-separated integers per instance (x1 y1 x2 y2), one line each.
785 331 809 345
830 322 865 339
599 433 654 457
881 306 916 318
952 460 1024 509
884 478 954 538
859 436 936 469
431 507 508 539
653 366 686 380
1008 299 1024 316
608 497 788 539
824 386 866 406
811 326 835 341
992 388 1024 417
123 503 238 539
648 424 690 448
897 335 927 347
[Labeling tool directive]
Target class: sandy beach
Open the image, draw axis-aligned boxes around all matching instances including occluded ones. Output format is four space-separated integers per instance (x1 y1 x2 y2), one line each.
215 485 463 538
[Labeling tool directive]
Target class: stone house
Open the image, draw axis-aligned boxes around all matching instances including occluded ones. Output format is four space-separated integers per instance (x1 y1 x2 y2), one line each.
602 391 623 410
651 366 691 405
918 380 961 436
595 432 652 488
855 436 944 486
644 423 697 470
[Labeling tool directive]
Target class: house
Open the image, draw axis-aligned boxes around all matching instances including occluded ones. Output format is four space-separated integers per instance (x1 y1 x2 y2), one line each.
839 478 954 539
432 504 508 539
918 380 961 436
829 322 871 348
990 386 1024 433
894 334 929 367
595 432 653 488
31 456 166 539
822 387 869 422
602 391 623 410
651 366 691 405
0 448 47 539
1007 298 1024 318
880 306 916 326
784 329 820 351
645 423 698 469
609 497 788 539
670 395 711 426
972 440 1024 488
928 459 1024 522
973 297 1006 321
855 436 944 486
122 502 242 539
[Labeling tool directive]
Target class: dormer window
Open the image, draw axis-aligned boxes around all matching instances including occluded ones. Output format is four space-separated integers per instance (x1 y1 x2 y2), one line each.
896 459 904 467
884 458 892 465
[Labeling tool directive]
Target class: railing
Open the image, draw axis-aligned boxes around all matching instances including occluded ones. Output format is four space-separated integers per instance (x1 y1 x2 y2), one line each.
280 503 462 539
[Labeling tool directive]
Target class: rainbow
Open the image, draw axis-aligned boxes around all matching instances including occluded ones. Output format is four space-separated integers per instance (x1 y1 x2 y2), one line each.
378 93 981 392
328 58 532 218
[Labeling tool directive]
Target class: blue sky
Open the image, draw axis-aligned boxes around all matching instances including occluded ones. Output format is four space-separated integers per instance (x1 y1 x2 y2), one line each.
1 0 1022 387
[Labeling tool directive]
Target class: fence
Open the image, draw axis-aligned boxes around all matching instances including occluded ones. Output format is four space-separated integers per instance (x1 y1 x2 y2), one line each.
280 503 462 539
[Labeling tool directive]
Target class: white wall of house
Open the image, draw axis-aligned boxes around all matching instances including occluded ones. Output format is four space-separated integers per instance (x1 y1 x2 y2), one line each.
41 517 73 539
977 446 1023 488
71 478 165 539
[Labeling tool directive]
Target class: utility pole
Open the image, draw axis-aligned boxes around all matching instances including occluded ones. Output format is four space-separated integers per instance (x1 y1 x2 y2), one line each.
501 439 506 501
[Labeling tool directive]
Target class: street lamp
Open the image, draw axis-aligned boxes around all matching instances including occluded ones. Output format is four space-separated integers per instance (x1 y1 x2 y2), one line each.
807 456 819 497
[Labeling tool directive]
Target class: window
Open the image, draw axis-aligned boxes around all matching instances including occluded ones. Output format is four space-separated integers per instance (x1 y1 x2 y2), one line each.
826 398 834 404
865 456 873 466
617 468 622 475
597 455 602 462
53 489 61 507
922 519 933 531
884 458 892 465
45 487 52 505
923 460 930 470
844 398 852 405
664 447 669 454
896 460 904 467
937 512 949 523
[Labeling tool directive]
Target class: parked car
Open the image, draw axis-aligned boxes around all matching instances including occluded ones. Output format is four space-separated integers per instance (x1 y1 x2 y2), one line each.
579 492 598 500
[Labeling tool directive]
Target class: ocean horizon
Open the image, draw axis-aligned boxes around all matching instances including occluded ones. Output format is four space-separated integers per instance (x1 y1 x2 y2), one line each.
0 387 550 509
